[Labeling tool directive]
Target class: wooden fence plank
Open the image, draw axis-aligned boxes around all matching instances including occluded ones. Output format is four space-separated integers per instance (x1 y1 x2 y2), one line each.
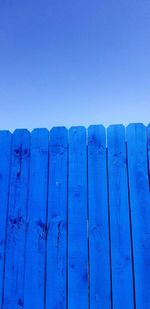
88 125 111 309
126 123 150 308
147 124 150 180
3 129 30 309
0 131 11 309
46 127 68 309
107 125 134 308
0 123 149 309
24 129 49 309
68 126 88 309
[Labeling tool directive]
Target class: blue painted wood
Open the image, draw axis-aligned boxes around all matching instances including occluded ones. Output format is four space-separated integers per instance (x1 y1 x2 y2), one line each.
68 127 88 309
46 127 68 309
126 123 150 308
0 131 11 309
107 125 134 308
24 129 49 309
3 130 30 309
88 125 111 309
0 123 149 309
147 124 150 180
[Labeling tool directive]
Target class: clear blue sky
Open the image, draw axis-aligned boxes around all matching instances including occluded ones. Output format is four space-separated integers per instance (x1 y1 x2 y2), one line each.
0 0 150 131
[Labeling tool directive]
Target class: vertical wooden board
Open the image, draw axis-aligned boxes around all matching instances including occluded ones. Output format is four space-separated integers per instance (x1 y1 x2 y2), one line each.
0 131 11 309
24 129 49 309
126 123 150 308
147 124 150 180
107 125 134 308
68 127 88 309
46 127 68 309
88 125 111 309
3 129 30 309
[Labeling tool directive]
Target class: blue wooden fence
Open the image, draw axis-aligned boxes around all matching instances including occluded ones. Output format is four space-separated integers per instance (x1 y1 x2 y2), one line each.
0 123 149 309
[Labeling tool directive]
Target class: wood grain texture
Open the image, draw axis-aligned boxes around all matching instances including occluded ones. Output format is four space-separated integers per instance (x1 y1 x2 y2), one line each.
88 125 111 309
68 127 88 309
126 123 150 308
46 127 68 309
0 131 11 309
24 129 49 309
3 130 30 309
107 125 134 309
0 124 149 309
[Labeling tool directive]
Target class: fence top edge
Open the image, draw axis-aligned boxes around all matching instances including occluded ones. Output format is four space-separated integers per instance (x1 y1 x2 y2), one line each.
0 123 149 134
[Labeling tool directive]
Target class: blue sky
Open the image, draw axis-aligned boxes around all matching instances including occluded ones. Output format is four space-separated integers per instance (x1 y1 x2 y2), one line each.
0 0 150 131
